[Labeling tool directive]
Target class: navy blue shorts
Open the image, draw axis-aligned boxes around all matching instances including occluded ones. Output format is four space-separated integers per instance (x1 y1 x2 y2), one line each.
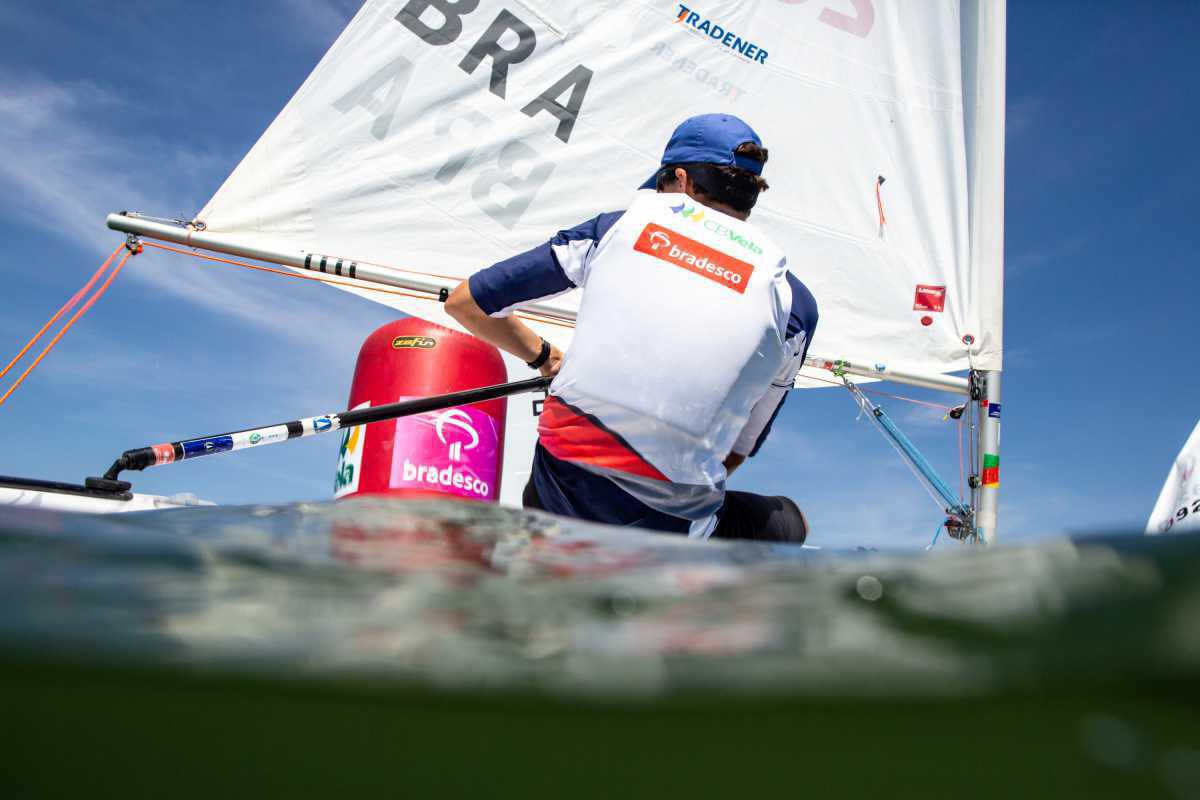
523 445 806 544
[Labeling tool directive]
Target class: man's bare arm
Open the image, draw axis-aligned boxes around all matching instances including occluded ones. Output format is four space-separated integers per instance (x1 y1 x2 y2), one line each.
445 282 563 377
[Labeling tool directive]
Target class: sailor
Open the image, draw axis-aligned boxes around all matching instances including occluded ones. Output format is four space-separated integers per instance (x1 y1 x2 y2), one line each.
447 114 817 542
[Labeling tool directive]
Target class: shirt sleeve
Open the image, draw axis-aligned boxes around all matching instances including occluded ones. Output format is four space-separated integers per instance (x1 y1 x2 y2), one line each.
468 210 624 317
732 270 819 457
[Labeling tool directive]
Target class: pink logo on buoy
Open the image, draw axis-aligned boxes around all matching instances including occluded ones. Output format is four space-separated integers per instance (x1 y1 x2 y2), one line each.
389 404 499 500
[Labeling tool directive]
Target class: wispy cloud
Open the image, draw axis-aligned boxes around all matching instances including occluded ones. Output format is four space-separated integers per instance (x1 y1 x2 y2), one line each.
1007 233 1089 279
893 403 956 434
274 0 360 46
1006 94 1043 144
0 67 372 361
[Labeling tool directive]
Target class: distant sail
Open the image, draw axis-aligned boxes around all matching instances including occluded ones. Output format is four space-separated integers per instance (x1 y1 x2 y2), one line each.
1146 421 1200 535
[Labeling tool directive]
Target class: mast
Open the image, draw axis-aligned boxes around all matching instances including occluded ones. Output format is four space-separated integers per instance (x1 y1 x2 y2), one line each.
962 0 1007 544
976 370 1001 544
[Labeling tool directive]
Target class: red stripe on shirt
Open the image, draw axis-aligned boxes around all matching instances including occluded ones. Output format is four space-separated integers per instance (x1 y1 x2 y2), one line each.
538 396 668 482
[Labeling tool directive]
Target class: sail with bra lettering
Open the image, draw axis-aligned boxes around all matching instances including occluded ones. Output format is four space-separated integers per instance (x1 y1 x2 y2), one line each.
196 0 1006 503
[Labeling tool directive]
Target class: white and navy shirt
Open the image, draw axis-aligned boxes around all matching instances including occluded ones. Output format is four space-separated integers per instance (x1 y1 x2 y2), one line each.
469 191 818 537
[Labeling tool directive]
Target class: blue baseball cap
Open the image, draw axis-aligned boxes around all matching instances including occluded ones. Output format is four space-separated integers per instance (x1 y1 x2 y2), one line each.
639 113 765 190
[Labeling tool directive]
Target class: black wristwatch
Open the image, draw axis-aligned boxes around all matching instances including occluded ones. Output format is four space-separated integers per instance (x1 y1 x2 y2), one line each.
526 338 552 370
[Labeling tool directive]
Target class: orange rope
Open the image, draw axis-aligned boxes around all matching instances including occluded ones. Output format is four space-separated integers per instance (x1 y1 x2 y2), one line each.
513 310 576 330
142 241 439 304
0 249 133 408
875 175 887 229
140 241 578 330
0 244 123 383
344 256 470 285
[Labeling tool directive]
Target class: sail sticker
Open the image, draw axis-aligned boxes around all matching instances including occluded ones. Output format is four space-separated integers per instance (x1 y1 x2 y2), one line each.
982 454 1000 487
633 223 753 294
674 5 770 64
913 285 946 312
988 403 1002 420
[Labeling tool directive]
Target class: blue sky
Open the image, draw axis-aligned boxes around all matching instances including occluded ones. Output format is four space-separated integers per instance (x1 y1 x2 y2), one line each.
0 1 1195 548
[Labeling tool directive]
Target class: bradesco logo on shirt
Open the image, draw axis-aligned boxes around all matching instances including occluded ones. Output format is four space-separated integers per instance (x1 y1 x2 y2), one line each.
634 223 754 294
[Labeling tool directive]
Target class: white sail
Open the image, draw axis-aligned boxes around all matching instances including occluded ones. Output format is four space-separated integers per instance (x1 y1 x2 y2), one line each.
191 0 1006 506
1146 421 1200 535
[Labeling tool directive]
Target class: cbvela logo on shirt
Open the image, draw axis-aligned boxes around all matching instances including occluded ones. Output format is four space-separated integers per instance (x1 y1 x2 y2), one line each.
634 223 753 294
670 203 764 255
672 204 706 224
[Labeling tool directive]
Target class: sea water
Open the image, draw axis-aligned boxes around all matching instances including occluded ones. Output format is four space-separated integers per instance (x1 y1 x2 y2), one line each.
0 499 1197 797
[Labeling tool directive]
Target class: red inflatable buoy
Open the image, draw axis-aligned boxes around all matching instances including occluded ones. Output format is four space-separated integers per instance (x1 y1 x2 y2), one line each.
334 318 508 502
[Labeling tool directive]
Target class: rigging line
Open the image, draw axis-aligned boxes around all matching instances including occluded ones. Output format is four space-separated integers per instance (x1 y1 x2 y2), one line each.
957 414 966 503
140 241 578 331
332 256 467 285
926 521 945 551
845 381 956 516
0 249 133 409
0 244 124 384
967 397 979 513
512 309 576 329
225 206 528 285
325 254 578 326
142 242 441 303
802 371 954 411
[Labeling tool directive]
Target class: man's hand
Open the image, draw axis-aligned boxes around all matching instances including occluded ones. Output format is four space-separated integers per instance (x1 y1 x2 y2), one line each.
540 345 564 377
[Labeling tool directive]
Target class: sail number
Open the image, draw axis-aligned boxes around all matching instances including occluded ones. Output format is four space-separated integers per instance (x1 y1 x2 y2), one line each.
1160 497 1200 533
333 1 596 230
396 1 592 143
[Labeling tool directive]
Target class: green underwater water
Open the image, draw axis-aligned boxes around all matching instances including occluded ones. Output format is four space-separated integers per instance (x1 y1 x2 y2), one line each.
0 498 1197 797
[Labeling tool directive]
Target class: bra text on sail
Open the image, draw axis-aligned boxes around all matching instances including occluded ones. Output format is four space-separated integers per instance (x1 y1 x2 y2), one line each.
396 1 594 143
